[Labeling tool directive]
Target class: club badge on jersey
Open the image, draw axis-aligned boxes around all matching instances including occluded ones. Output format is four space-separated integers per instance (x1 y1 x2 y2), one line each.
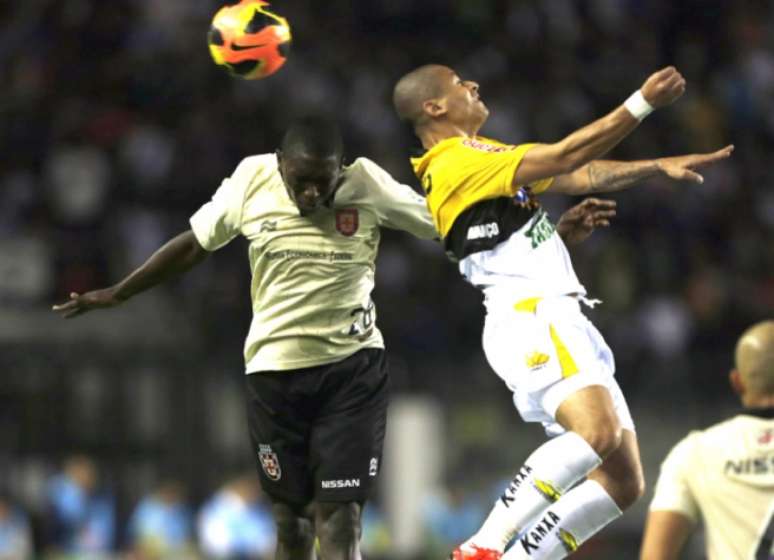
258 444 282 481
335 209 359 236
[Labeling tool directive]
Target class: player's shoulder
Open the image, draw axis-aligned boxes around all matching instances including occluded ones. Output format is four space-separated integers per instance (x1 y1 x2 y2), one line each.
343 157 399 196
346 157 391 180
231 153 279 195
235 153 278 176
680 415 749 454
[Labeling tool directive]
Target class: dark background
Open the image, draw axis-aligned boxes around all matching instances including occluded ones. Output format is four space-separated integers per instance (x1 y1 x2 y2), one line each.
1 0 772 557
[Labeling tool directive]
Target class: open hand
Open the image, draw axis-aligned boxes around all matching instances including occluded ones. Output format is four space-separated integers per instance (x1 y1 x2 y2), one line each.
52 288 122 319
658 144 734 183
640 66 686 108
557 198 617 246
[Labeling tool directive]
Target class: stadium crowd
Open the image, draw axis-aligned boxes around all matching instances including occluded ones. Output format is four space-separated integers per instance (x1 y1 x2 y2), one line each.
1 0 772 557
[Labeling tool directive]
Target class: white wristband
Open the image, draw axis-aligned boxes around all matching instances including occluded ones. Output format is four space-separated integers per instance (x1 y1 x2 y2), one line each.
624 90 654 121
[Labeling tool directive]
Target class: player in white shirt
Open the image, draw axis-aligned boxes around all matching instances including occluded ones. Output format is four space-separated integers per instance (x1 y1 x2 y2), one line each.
641 320 774 560
50 115 613 559
51 117 439 560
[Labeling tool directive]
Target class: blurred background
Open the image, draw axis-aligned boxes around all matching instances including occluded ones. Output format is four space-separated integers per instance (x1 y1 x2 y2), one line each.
1 0 773 558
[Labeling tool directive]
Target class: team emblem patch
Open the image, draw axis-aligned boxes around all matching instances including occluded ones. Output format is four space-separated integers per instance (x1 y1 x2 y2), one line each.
335 209 359 236
526 351 550 371
258 444 282 481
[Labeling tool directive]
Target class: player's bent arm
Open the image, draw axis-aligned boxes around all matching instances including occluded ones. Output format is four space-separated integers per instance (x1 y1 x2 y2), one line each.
640 510 695 560
514 107 642 185
112 230 209 302
53 230 209 318
513 66 686 186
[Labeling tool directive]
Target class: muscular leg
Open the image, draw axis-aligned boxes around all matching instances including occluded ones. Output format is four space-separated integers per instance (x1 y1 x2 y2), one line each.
503 387 641 559
316 501 363 560
556 384 622 459
273 500 316 560
587 429 645 510
557 385 644 508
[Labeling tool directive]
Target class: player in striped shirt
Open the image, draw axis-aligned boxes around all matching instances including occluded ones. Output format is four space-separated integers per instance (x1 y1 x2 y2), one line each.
393 64 732 559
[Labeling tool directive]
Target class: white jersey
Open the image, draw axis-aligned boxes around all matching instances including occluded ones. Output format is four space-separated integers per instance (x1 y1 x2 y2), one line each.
460 208 586 304
190 154 437 373
649 410 774 560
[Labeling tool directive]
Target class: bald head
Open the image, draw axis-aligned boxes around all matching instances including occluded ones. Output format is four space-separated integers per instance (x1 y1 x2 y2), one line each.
735 320 774 396
393 64 451 126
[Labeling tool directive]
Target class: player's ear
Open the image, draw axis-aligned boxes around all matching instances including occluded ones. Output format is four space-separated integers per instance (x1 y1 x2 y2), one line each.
729 369 744 397
423 97 447 118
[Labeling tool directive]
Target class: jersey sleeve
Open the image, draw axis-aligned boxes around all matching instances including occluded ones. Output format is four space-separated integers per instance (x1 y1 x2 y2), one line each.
357 158 439 240
458 142 554 199
649 433 701 522
189 158 254 251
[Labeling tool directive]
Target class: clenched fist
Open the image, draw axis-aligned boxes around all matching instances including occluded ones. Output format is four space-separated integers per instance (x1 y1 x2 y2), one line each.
640 66 686 108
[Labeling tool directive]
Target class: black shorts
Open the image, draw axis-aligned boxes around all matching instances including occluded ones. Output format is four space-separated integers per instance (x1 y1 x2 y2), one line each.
245 348 389 505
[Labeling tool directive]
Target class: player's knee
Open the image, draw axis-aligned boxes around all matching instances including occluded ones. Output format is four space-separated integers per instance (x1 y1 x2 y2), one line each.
272 502 315 548
579 423 623 459
598 464 646 511
317 502 362 546
622 470 646 509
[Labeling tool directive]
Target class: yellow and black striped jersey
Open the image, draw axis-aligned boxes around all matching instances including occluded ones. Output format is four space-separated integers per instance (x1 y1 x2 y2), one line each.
411 135 585 298
411 136 553 243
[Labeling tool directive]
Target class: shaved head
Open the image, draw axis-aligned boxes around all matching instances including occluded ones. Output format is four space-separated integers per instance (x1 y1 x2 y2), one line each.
393 64 451 126
735 320 774 396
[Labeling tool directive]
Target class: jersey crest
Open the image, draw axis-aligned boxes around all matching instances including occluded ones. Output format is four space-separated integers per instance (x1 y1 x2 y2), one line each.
258 444 282 481
336 209 359 236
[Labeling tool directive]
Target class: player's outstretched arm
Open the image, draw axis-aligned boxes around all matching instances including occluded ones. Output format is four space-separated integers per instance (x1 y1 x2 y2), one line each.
52 230 209 319
640 510 695 560
549 145 734 195
514 67 686 186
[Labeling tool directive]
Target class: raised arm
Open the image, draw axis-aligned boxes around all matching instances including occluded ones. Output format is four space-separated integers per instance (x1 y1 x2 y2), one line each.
549 145 734 195
52 230 209 318
514 67 686 185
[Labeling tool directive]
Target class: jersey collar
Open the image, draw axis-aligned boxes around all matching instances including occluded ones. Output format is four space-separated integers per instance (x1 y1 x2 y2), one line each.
410 136 463 178
741 407 774 419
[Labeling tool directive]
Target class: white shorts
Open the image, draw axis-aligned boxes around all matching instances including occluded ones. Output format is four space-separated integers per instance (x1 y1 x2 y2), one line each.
482 293 635 437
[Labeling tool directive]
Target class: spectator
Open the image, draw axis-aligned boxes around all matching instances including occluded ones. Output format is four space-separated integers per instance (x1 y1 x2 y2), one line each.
197 475 275 559
0 496 32 560
127 481 195 559
44 456 115 555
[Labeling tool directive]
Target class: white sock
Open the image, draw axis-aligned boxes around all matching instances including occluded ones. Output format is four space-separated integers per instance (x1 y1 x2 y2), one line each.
466 432 601 551
502 480 622 560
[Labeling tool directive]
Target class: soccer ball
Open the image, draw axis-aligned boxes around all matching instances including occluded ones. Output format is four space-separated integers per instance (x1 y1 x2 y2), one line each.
208 0 291 80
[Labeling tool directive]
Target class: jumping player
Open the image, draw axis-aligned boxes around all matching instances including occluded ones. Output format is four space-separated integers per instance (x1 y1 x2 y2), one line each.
51 116 616 560
393 64 733 559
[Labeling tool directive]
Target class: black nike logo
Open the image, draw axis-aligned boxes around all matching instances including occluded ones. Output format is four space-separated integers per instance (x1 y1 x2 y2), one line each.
231 42 267 51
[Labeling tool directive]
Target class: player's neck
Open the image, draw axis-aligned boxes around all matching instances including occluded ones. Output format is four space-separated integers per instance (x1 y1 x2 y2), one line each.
742 395 774 409
418 122 477 150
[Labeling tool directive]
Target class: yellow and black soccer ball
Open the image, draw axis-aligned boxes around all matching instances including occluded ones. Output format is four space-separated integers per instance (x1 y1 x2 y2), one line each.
208 1 291 80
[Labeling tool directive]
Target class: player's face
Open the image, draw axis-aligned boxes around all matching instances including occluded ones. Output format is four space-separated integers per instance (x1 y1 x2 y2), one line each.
442 70 489 129
278 153 343 215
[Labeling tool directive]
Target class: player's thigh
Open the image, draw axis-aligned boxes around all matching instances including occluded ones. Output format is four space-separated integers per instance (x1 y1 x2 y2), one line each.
311 348 389 503
483 298 614 428
555 385 621 446
244 372 315 505
587 429 645 509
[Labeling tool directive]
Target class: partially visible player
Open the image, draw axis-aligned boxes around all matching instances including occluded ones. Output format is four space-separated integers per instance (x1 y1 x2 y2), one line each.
393 64 733 560
640 320 774 560
51 115 613 560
